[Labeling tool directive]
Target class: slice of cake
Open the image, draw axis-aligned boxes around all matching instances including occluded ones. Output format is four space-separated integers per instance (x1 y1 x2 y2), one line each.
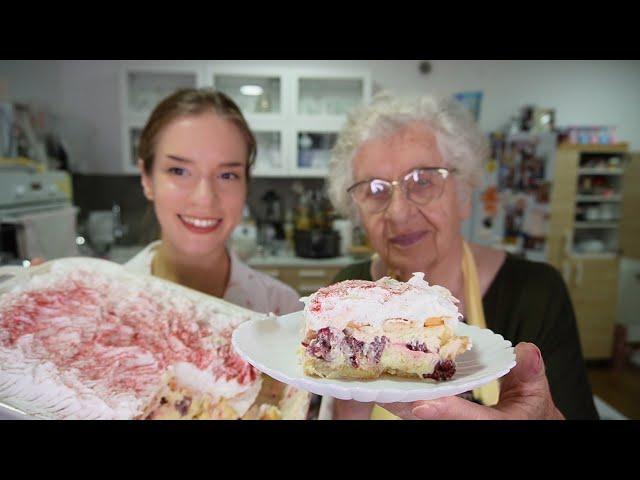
299 273 471 381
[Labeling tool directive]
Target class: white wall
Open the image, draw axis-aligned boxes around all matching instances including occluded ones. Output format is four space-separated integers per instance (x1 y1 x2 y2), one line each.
2 60 640 174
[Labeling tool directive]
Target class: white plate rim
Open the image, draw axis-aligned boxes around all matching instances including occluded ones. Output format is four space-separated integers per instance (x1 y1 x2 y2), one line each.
232 312 517 403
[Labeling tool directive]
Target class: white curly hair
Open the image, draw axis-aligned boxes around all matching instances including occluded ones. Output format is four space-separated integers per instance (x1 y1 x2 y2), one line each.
327 91 489 220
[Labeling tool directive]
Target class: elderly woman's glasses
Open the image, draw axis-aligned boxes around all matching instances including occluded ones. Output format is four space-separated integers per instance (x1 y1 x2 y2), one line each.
347 167 456 214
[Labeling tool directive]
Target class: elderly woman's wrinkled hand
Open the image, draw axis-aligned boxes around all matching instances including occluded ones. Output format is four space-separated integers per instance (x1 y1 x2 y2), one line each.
381 342 565 420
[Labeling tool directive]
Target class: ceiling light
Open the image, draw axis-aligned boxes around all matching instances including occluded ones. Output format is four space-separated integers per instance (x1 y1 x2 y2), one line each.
240 85 264 96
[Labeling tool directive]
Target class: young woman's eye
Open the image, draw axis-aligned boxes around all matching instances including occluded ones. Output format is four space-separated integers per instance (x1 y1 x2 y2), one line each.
168 167 188 176
220 172 240 180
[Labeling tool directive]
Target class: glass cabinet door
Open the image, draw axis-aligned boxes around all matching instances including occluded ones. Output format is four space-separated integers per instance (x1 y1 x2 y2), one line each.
127 71 197 116
297 131 338 171
213 75 281 115
298 78 364 116
253 131 283 175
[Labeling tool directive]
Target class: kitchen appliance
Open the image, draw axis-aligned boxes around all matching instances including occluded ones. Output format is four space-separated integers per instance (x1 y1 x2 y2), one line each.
294 229 340 259
0 170 78 266
469 131 557 262
87 210 116 255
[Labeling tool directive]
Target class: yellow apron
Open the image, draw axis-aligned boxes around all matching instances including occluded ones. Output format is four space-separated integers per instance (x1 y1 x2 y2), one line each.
370 241 500 420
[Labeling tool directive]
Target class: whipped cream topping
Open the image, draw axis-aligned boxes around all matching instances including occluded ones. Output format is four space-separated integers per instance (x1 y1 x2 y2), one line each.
301 272 462 333
0 259 264 419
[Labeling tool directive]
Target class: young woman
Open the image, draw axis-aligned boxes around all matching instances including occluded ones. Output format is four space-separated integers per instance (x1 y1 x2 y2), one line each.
125 88 302 316
124 88 312 420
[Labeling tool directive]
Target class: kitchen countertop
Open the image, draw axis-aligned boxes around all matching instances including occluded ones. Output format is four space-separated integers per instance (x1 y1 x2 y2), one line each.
102 245 365 269
246 254 361 268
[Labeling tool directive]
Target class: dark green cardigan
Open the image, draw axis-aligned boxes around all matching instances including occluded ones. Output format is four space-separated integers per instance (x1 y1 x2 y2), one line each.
333 254 599 420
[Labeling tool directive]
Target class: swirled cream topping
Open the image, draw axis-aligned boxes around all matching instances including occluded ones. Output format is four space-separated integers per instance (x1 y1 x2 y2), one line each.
0 259 263 419
301 272 462 333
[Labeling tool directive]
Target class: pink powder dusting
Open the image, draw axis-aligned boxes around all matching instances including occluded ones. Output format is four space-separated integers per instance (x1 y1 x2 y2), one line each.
0 272 257 400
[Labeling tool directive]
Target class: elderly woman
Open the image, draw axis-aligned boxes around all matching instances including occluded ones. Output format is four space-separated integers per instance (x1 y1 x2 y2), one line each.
323 93 598 420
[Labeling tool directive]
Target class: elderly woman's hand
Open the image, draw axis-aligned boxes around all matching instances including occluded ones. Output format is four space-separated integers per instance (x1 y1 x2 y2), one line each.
381 342 565 420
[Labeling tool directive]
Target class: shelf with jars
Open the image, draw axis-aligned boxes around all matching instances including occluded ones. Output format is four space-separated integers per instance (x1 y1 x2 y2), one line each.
547 143 631 360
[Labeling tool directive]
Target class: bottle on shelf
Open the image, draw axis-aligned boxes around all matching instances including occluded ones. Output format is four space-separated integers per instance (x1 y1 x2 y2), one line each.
284 210 295 253
295 192 311 231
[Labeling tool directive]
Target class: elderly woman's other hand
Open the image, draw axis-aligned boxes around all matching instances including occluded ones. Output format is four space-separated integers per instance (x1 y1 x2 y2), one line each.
381 342 565 420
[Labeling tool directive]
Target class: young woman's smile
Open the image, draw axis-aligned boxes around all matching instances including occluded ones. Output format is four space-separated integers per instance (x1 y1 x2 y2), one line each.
177 214 223 234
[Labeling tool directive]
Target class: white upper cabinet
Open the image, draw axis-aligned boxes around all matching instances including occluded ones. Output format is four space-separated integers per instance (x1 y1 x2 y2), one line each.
213 74 283 116
120 66 206 174
120 64 371 177
297 76 366 117
289 70 370 177
125 68 200 119
208 66 290 178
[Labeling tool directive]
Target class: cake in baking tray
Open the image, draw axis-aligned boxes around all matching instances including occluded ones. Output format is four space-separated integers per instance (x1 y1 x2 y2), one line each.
299 273 471 381
0 259 308 420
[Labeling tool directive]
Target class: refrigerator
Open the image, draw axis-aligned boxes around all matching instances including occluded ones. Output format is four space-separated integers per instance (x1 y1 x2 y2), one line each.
467 131 557 263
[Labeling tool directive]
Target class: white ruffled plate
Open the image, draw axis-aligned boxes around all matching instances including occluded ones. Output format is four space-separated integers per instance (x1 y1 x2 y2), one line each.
232 311 516 403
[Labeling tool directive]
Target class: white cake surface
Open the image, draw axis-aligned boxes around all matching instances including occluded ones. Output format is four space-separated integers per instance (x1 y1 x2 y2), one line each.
0 259 264 419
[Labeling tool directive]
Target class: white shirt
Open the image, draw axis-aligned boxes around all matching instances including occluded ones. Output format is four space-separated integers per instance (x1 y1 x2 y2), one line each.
125 241 303 316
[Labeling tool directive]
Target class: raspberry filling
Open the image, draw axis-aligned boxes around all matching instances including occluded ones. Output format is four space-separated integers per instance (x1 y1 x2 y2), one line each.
305 327 389 368
406 340 431 353
305 328 456 380
423 360 456 381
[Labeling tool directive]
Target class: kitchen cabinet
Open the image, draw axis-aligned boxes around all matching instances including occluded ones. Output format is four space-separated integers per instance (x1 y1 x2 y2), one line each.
119 66 206 174
617 153 640 345
547 143 630 360
210 66 371 178
120 65 371 177
547 143 630 265
252 265 342 296
213 72 283 115
248 253 356 296
209 67 290 178
562 256 619 359
619 153 640 259
290 72 370 178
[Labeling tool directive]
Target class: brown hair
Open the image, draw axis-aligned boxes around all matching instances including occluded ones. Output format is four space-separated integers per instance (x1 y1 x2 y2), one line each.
137 88 257 180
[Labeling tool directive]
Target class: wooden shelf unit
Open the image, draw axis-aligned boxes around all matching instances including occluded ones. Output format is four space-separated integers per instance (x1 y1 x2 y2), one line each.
548 143 630 360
